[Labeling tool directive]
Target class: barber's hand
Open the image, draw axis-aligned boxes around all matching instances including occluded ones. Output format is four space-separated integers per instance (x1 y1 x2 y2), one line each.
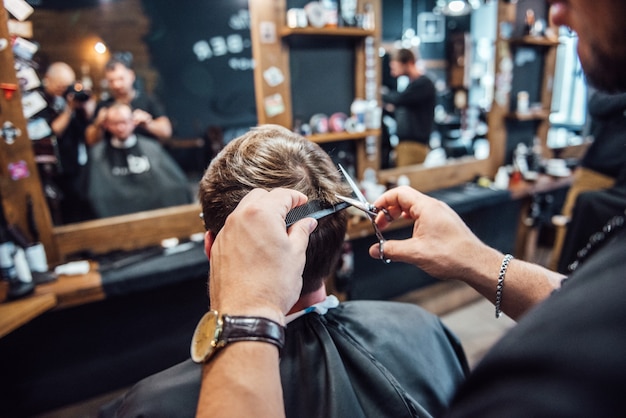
94 107 108 127
132 108 153 127
369 186 500 282
207 188 318 324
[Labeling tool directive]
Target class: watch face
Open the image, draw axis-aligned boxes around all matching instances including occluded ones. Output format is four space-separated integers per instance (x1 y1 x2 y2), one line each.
190 310 221 363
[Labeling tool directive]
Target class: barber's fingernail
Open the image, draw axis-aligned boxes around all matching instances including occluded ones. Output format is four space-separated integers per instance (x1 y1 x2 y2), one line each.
307 219 318 233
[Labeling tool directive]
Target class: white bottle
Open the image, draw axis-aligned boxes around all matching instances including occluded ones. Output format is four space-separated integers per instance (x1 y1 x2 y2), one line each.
494 166 510 190
320 0 338 27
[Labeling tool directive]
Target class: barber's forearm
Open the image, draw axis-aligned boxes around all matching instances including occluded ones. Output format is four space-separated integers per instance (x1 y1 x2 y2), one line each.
85 123 104 145
196 342 285 418
51 107 72 137
145 116 172 140
460 247 565 320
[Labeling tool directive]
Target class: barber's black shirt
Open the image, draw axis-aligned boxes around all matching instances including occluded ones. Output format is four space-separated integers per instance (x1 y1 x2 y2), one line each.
383 75 436 144
94 90 168 140
445 227 626 417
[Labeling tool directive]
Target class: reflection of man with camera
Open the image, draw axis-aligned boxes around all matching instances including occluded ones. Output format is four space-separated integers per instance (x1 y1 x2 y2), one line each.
32 61 96 224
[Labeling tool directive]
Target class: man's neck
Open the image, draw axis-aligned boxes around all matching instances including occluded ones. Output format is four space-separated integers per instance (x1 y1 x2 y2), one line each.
287 284 327 315
110 134 138 149
407 66 423 81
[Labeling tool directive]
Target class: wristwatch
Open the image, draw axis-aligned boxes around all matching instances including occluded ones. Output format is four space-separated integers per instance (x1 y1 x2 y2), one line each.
190 310 285 363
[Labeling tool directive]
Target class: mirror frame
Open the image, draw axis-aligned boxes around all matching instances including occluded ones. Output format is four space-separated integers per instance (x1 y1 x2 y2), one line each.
52 204 204 262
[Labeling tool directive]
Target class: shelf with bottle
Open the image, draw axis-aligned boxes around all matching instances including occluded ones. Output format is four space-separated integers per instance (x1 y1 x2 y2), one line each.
280 26 375 38
508 35 560 47
305 128 381 144
505 108 551 121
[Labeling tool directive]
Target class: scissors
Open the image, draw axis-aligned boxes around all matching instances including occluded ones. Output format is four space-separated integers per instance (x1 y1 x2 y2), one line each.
335 164 391 264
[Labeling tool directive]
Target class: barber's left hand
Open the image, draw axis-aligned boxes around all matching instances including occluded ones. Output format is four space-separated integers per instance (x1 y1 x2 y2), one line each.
207 188 318 324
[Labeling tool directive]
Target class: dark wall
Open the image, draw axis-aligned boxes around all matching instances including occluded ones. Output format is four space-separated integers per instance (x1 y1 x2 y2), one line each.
141 0 257 137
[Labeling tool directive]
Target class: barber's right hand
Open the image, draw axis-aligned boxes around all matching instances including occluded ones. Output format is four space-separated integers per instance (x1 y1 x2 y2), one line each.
207 188 318 324
369 186 501 282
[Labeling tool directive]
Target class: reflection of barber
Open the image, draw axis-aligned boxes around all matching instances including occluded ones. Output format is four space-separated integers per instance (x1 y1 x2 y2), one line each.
31 62 95 224
85 52 172 146
86 103 191 218
382 49 436 167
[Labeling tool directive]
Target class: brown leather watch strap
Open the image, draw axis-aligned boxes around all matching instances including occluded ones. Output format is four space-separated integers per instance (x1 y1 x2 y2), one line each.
221 315 285 350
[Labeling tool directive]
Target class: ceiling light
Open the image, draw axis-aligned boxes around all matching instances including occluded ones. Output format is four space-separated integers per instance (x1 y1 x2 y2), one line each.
445 0 472 16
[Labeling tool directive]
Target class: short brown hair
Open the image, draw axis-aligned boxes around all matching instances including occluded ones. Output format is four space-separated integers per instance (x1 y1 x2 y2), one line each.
390 48 416 64
199 124 350 294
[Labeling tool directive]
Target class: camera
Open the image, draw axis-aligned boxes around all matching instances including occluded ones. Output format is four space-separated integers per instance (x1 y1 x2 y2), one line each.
65 82 92 102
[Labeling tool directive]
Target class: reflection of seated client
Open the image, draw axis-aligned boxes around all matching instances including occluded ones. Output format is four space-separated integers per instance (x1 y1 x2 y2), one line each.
86 103 192 218
100 125 468 418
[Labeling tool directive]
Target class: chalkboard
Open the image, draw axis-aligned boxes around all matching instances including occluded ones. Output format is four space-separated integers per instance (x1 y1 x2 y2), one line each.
140 0 257 137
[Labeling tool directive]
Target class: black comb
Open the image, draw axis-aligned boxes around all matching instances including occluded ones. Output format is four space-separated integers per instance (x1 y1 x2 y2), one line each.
285 200 349 228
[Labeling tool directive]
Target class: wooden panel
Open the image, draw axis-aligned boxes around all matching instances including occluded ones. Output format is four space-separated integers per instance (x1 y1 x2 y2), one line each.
0 8 58 261
53 203 204 260
307 129 380 144
378 157 491 193
249 0 292 127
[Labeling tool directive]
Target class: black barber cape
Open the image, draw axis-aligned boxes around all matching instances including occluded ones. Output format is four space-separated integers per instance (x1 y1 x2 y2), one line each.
101 300 468 418
87 136 192 218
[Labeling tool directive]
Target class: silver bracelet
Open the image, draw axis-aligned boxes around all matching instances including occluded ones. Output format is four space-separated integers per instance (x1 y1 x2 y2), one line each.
495 254 513 318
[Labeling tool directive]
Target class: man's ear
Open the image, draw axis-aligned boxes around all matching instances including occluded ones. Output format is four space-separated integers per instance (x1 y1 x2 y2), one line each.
204 231 215 261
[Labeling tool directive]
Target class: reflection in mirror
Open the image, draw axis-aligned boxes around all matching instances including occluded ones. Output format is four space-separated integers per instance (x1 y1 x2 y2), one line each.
379 0 496 174
26 0 253 226
23 0 498 231
547 28 588 152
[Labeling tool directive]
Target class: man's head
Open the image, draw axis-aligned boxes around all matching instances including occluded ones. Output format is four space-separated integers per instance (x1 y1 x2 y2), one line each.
549 0 626 93
389 48 417 79
43 62 75 97
105 54 136 99
199 125 350 295
104 103 135 141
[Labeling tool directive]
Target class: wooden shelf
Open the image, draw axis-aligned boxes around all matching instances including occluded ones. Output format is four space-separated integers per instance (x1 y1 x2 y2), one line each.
306 129 380 144
509 36 560 47
506 108 551 121
280 26 375 38
0 293 57 338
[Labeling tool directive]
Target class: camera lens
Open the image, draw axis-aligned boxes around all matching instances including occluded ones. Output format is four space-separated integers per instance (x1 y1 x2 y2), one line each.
65 82 91 102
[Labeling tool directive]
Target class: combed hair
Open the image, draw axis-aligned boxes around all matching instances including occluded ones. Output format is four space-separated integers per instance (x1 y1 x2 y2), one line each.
199 124 351 294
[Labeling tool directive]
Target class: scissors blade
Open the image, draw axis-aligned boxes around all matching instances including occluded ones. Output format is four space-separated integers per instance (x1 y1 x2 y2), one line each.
338 163 368 204
335 194 377 218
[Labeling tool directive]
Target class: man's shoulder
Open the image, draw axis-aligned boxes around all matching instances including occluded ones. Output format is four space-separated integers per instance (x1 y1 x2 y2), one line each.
329 300 443 330
411 74 435 89
338 299 430 313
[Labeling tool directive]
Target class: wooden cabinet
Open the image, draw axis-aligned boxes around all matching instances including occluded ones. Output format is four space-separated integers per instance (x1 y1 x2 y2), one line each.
249 0 382 177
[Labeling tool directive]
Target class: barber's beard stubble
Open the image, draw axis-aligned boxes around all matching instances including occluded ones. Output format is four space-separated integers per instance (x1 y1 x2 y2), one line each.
583 30 626 93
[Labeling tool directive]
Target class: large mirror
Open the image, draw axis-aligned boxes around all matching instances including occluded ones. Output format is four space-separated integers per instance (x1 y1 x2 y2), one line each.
378 0 496 177
27 0 254 230
15 0 500 261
